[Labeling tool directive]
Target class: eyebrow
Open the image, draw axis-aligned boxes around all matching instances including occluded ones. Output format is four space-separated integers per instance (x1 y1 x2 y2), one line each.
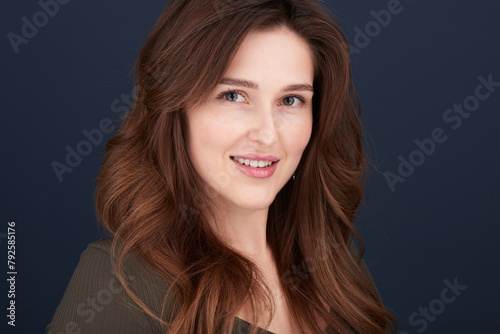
219 77 314 93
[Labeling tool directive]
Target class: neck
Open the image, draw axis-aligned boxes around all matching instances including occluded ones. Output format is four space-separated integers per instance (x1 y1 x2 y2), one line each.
211 201 271 260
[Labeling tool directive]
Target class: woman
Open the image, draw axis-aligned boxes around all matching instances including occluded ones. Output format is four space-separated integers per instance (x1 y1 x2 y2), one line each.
47 0 396 333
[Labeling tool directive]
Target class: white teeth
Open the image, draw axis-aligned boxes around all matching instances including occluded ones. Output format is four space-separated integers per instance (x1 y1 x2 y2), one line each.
233 157 273 168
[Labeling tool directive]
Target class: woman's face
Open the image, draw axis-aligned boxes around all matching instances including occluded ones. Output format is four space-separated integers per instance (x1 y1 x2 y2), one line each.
185 26 314 213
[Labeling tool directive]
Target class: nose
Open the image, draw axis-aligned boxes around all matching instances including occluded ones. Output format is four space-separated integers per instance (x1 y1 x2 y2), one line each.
248 105 278 146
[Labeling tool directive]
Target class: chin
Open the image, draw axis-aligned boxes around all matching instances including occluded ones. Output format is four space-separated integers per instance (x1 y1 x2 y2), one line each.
231 194 276 211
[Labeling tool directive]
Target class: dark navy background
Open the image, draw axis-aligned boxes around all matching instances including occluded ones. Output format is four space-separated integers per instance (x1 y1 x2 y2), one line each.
1 0 499 333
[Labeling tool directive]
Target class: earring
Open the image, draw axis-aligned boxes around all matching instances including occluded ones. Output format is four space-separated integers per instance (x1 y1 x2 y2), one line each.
292 171 296 181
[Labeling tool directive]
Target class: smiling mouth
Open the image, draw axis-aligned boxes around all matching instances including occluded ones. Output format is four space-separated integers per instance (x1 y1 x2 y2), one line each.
230 156 277 168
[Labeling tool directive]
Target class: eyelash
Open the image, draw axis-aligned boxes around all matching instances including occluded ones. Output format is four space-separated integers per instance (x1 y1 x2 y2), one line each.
216 89 307 106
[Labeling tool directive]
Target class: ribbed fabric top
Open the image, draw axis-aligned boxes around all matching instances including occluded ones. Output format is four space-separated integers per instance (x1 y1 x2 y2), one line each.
47 237 384 333
46 238 273 334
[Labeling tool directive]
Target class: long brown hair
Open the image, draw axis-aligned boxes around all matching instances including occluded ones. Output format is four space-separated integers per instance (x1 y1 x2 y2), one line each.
95 0 396 333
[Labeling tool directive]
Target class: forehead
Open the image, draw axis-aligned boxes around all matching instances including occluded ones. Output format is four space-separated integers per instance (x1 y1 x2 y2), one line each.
221 26 315 86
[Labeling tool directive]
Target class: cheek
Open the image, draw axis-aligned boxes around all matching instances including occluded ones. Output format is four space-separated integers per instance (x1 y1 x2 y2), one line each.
187 115 245 192
285 116 313 157
187 114 236 169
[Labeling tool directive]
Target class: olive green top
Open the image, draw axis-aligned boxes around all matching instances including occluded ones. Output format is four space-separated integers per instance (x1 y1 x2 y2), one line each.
46 238 384 334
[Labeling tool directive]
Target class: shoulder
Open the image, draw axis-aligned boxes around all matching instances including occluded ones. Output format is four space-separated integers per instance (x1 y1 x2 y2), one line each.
76 237 169 289
46 237 171 334
84 237 114 253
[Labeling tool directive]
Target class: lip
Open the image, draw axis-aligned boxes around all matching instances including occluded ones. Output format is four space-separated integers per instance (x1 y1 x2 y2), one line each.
230 154 280 162
230 156 279 178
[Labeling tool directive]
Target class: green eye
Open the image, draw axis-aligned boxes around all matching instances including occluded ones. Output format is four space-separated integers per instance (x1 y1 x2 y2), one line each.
225 92 239 101
217 90 243 102
283 97 296 106
282 96 306 107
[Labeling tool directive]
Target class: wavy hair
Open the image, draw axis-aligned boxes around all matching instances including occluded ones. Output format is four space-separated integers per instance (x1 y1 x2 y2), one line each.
95 0 396 333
